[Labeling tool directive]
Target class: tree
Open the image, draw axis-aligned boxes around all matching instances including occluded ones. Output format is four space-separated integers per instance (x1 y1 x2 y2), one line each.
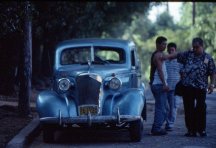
0 2 24 96
179 2 216 59
18 1 32 116
0 2 152 93
192 2 196 25
155 11 176 31
191 3 216 59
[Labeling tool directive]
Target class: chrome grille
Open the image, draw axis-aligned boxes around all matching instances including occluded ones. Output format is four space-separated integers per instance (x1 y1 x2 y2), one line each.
76 74 101 106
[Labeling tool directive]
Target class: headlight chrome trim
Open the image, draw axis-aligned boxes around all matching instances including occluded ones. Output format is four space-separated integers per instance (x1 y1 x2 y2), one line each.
58 78 71 91
108 77 122 90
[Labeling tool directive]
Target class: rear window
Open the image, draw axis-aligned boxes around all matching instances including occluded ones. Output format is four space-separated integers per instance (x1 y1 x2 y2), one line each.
60 46 125 65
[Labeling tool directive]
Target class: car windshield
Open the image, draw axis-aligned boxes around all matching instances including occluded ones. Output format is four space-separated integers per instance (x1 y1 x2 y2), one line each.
60 46 125 65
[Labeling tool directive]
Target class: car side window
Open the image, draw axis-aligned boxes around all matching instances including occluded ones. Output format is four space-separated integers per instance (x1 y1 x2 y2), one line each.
94 46 125 64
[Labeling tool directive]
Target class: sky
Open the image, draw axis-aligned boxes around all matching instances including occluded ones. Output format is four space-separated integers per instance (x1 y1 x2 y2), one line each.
148 2 183 23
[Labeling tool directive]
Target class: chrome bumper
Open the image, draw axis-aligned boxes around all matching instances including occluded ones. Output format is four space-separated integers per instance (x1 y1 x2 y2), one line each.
40 113 141 127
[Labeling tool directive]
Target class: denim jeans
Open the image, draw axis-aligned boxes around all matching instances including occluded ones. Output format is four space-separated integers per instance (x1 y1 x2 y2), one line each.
165 90 180 128
151 84 168 132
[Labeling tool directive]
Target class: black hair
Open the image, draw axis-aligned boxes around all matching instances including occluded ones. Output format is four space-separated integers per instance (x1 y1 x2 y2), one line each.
192 37 203 46
167 42 177 49
156 36 167 45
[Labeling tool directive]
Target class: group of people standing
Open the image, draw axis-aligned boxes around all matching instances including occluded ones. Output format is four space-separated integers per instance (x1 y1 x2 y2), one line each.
149 36 216 137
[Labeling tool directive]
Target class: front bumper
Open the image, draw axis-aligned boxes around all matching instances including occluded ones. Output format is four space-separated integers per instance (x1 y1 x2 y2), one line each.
40 114 141 127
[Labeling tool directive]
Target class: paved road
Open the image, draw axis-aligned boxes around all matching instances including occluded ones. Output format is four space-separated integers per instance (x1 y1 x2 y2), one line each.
29 92 216 148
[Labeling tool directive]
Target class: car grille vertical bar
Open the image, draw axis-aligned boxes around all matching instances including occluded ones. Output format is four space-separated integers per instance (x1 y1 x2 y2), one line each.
76 74 101 106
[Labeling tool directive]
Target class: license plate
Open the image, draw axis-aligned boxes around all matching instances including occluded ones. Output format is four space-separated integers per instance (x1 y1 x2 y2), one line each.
79 105 98 115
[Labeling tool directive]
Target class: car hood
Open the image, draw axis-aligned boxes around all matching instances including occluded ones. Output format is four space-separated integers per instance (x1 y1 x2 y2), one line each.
55 65 130 78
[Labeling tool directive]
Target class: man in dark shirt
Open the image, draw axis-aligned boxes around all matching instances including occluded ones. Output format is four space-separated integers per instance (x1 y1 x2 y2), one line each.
176 37 216 137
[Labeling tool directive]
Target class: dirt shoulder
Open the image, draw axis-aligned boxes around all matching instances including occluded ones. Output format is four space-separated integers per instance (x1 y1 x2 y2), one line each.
0 105 37 148
0 89 38 148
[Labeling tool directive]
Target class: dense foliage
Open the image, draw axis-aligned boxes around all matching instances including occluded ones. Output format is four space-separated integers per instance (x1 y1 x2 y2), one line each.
124 2 216 82
0 2 215 94
0 1 151 95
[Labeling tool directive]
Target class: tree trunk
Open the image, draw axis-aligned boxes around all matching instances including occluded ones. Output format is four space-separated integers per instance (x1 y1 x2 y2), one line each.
166 2 169 13
18 1 32 116
192 2 196 25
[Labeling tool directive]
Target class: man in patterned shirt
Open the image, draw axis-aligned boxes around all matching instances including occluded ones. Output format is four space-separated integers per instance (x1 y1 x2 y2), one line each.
165 42 182 131
176 37 216 137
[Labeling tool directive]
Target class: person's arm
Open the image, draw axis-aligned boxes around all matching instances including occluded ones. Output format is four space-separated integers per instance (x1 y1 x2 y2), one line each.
162 52 178 60
208 73 215 94
154 52 169 91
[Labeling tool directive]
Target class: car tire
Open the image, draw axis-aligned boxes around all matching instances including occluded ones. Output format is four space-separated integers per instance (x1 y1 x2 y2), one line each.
129 118 143 142
43 125 55 143
141 100 147 120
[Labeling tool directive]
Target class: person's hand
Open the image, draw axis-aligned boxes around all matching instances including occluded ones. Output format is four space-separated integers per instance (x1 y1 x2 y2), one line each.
208 84 214 94
163 84 169 92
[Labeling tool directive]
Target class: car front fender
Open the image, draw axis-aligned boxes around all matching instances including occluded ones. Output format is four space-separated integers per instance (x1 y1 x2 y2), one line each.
103 88 145 116
36 90 77 118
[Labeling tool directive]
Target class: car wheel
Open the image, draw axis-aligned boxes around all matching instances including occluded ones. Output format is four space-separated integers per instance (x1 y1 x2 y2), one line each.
43 125 55 143
129 118 143 142
141 100 147 120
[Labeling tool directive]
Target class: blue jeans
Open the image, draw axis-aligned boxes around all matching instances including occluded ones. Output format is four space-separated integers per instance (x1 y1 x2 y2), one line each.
151 84 167 132
166 90 180 128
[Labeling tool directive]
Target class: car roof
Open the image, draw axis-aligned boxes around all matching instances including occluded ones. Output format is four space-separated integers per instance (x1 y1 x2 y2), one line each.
56 38 135 49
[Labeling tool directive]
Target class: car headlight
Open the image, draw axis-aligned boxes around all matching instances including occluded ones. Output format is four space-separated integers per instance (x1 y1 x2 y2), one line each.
108 77 121 90
58 78 71 91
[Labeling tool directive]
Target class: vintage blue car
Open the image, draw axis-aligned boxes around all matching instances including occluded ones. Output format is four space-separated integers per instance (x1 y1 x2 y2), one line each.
36 38 146 142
